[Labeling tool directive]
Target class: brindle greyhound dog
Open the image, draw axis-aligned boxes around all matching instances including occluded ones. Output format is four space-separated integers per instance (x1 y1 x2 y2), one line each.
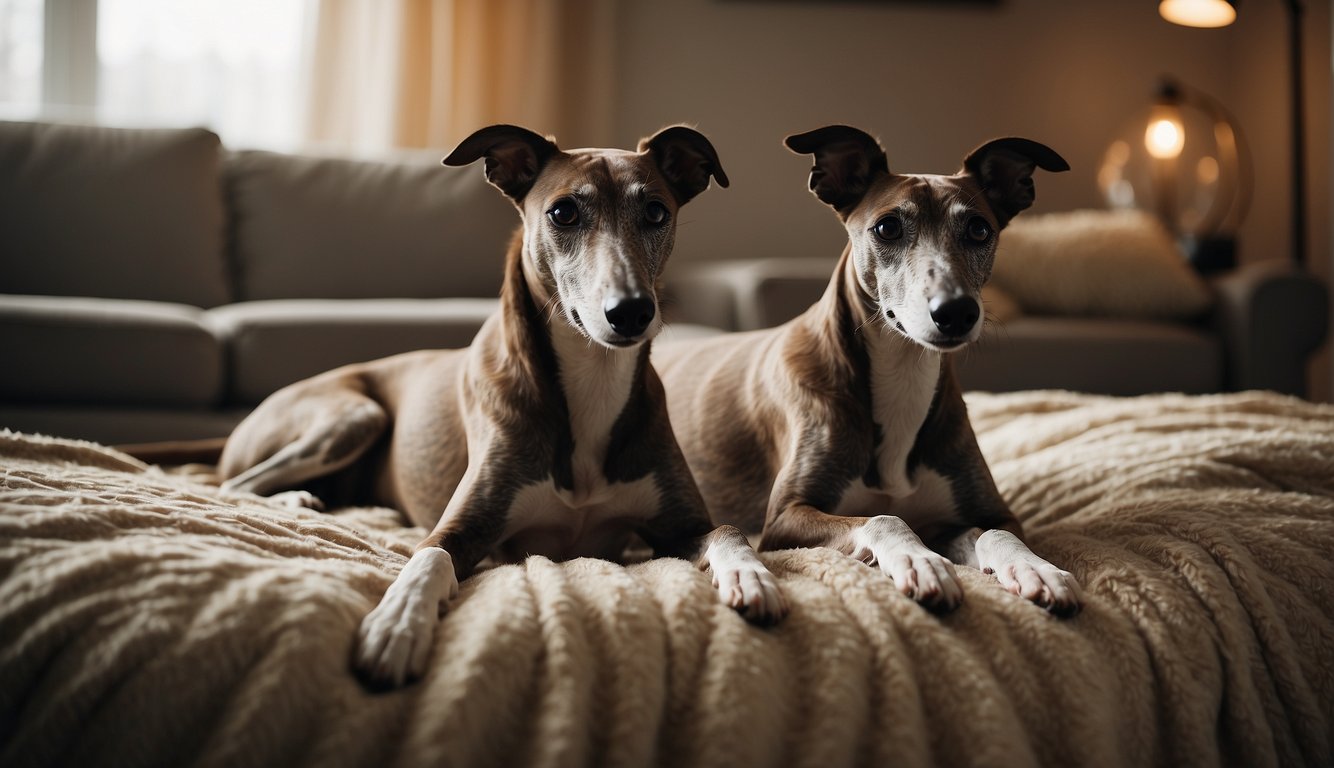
217 125 788 688
656 126 1082 616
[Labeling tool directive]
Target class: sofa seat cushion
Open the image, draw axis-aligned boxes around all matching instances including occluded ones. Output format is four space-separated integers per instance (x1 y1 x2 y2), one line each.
225 150 515 301
956 317 1222 395
209 299 499 405
0 295 223 407
0 121 229 307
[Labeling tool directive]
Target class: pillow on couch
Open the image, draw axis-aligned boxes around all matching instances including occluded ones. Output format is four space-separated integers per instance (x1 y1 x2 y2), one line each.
225 150 515 301
0 121 229 307
991 210 1212 321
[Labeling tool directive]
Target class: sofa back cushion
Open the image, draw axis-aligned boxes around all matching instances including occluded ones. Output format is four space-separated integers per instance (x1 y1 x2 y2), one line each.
225 150 515 300
0 121 230 307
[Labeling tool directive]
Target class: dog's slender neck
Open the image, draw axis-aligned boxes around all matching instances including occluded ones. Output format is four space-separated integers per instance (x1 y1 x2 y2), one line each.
802 244 936 377
497 231 644 457
797 242 942 495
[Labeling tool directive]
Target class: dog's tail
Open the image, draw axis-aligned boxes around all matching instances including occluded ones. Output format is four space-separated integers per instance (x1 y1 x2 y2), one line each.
116 437 228 466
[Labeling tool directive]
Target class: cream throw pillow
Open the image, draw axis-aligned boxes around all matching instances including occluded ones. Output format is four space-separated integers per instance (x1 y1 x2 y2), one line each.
991 210 1213 320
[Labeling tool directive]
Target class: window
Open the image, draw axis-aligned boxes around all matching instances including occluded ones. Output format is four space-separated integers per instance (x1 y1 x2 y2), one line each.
0 0 43 117
0 0 312 150
97 0 311 149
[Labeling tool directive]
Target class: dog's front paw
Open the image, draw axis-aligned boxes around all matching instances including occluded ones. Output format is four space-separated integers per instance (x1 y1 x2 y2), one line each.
855 516 963 612
354 548 459 688
987 560 1082 617
269 490 325 511
879 548 964 612
976 529 1082 617
713 559 789 625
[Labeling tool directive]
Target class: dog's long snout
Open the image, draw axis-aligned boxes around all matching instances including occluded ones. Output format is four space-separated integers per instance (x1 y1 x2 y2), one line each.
928 296 980 337
604 294 655 338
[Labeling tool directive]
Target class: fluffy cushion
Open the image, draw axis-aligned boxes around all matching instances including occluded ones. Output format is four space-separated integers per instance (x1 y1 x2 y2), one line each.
992 210 1213 320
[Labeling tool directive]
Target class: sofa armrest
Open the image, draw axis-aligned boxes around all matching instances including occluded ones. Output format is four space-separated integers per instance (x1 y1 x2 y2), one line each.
664 258 837 331
1211 259 1329 396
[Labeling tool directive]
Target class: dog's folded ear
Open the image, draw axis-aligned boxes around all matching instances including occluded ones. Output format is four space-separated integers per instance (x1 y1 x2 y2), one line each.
639 126 729 206
962 138 1069 229
443 125 562 202
784 126 889 217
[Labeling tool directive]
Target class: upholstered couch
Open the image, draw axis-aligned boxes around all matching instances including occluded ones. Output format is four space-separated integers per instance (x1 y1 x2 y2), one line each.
1 120 1328 446
1 121 516 444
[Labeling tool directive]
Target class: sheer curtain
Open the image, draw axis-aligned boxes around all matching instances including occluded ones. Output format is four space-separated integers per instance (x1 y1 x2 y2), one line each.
0 0 614 153
304 0 618 154
96 0 312 150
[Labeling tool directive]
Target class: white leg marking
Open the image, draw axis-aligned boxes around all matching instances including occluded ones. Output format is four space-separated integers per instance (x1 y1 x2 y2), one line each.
268 490 324 511
705 539 789 623
355 548 460 687
975 529 1082 616
851 515 964 610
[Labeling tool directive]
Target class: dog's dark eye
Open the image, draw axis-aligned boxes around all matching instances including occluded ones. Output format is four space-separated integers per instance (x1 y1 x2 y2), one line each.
548 200 580 228
873 216 903 242
966 217 992 243
645 201 670 226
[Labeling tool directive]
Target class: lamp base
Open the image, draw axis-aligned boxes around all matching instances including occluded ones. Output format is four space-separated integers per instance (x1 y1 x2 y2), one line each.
1182 235 1237 275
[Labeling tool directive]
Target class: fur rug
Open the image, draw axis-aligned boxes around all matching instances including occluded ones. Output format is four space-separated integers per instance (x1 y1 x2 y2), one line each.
2 390 1332 767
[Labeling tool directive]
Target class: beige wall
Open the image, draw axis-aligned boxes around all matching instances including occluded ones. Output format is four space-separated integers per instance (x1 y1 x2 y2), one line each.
606 0 1333 399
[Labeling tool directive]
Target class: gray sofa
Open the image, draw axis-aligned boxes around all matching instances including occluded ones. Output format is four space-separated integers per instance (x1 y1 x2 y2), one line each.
1 120 515 444
1 120 1328 446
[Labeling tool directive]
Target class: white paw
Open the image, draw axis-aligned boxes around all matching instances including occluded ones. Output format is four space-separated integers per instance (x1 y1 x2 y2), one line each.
977 529 1082 617
877 548 964 611
713 558 789 624
854 516 963 611
354 548 459 687
269 490 324 511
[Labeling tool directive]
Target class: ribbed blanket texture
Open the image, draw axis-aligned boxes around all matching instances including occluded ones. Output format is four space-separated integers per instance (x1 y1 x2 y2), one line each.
1 391 1331 767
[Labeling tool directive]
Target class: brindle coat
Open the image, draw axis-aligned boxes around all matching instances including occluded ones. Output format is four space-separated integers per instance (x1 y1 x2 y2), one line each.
657 126 1082 616
218 125 788 688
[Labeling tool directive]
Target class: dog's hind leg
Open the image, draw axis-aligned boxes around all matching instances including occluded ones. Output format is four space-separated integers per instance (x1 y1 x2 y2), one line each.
220 392 388 499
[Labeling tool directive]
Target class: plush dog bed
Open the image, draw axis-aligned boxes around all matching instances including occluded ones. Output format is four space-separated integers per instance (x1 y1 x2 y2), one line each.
2 391 1332 767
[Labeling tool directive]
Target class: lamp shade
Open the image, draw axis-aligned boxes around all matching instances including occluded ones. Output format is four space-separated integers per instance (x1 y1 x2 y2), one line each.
1159 0 1237 28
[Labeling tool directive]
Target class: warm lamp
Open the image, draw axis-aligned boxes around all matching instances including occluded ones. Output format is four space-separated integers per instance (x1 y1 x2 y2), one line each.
1159 0 1238 28
1099 78 1251 274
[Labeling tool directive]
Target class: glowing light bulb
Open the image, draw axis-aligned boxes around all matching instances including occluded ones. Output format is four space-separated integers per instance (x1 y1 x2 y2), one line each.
1146 118 1185 159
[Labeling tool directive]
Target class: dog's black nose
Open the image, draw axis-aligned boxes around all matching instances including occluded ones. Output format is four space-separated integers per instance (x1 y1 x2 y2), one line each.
604 295 655 338
928 296 980 337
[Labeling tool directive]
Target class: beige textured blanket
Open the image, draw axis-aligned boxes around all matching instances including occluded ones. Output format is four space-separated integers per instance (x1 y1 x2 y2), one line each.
2 391 1332 768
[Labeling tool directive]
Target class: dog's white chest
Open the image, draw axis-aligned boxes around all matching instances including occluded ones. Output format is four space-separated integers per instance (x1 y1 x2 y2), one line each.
551 326 642 506
497 322 650 560
834 468 960 534
865 331 941 497
500 476 658 562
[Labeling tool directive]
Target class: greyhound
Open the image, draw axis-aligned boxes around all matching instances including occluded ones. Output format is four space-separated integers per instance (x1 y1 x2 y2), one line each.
217 124 788 688
655 125 1082 616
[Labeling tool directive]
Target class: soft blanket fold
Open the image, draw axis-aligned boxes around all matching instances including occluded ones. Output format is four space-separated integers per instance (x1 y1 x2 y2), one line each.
1 391 1332 768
